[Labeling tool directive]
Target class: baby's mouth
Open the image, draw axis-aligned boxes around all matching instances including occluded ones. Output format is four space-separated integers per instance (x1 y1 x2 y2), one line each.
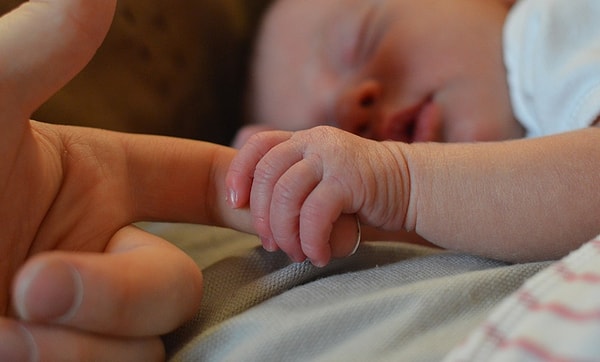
385 96 441 143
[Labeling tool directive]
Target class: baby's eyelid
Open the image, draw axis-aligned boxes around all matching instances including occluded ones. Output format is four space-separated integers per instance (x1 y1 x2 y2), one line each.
355 3 380 65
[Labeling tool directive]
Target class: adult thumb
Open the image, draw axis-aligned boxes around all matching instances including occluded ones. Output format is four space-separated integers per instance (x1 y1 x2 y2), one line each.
0 0 116 117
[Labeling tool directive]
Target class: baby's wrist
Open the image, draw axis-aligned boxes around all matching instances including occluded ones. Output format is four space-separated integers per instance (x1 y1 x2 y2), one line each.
378 141 416 231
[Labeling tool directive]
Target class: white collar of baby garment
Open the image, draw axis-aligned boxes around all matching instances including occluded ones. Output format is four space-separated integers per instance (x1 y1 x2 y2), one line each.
503 0 600 138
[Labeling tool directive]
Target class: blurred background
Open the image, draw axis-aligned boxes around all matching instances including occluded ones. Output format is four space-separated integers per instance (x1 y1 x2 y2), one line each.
0 0 274 145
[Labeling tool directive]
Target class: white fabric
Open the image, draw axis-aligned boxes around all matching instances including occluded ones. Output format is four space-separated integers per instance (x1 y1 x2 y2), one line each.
504 0 600 138
444 235 600 361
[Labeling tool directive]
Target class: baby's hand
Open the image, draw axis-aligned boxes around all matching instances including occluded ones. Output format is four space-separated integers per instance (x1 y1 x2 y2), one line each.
226 126 411 266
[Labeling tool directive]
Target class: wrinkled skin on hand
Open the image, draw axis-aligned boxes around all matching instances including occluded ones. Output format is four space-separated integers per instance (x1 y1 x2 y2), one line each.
227 126 412 266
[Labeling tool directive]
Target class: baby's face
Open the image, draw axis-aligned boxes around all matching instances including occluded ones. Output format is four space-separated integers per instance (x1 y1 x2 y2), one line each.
247 0 524 143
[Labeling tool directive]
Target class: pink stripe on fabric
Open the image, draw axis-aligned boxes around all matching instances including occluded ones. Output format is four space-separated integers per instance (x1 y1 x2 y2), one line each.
553 263 600 284
482 324 584 362
517 290 600 321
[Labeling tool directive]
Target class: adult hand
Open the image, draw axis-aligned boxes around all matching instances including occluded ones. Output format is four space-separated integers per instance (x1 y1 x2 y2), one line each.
0 0 245 360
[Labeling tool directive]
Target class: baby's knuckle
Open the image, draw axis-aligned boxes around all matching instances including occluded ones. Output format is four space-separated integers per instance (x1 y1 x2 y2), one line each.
272 182 297 206
254 158 280 181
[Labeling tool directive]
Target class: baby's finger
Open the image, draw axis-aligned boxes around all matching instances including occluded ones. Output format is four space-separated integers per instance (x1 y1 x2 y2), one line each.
226 130 292 209
12 226 202 336
0 0 115 116
269 159 322 262
0 318 163 362
249 138 304 251
329 214 364 259
298 181 349 266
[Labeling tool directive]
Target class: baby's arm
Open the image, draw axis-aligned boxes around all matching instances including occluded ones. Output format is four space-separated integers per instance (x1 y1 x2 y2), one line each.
402 125 600 262
227 125 600 264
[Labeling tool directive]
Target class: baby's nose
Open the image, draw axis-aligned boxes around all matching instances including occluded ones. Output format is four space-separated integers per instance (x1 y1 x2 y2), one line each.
334 80 382 139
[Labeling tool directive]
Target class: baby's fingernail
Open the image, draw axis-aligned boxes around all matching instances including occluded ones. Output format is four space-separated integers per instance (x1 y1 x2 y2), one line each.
309 257 329 268
14 259 83 323
261 236 277 252
226 188 239 207
0 322 37 362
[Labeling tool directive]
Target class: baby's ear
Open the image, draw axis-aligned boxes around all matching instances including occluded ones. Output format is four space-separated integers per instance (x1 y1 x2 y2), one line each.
231 124 278 149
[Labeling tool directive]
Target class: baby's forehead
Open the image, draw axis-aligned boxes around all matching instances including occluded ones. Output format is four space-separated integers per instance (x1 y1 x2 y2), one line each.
258 0 354 66
263 0 356 30
256 0 327 60
252 0 345 129
262 0 318 29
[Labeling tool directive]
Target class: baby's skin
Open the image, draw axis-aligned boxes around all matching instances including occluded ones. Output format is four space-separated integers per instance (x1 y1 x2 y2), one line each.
226 125 600 267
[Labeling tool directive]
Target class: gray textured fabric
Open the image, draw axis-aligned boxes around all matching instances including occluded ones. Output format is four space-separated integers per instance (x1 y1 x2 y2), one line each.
143 224 549 361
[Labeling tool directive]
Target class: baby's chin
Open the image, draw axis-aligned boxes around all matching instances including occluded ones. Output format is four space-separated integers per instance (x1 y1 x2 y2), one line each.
439 112 521 143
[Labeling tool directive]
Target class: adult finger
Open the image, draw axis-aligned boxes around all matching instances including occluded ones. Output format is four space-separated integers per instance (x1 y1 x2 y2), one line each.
0 318 163 362
12 225 203 336
0 0 116 116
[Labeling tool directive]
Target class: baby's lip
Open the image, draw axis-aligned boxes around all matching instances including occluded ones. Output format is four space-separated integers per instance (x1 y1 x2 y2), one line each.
384 97 441 143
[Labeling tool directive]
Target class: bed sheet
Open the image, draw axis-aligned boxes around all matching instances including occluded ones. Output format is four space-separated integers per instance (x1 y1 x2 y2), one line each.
142 223 553 361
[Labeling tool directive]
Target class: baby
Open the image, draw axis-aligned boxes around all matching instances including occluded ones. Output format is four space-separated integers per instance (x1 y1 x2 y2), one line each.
227 0 600 266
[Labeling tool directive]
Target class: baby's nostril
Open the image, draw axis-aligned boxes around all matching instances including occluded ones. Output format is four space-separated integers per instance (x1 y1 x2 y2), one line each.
360 94 375 108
